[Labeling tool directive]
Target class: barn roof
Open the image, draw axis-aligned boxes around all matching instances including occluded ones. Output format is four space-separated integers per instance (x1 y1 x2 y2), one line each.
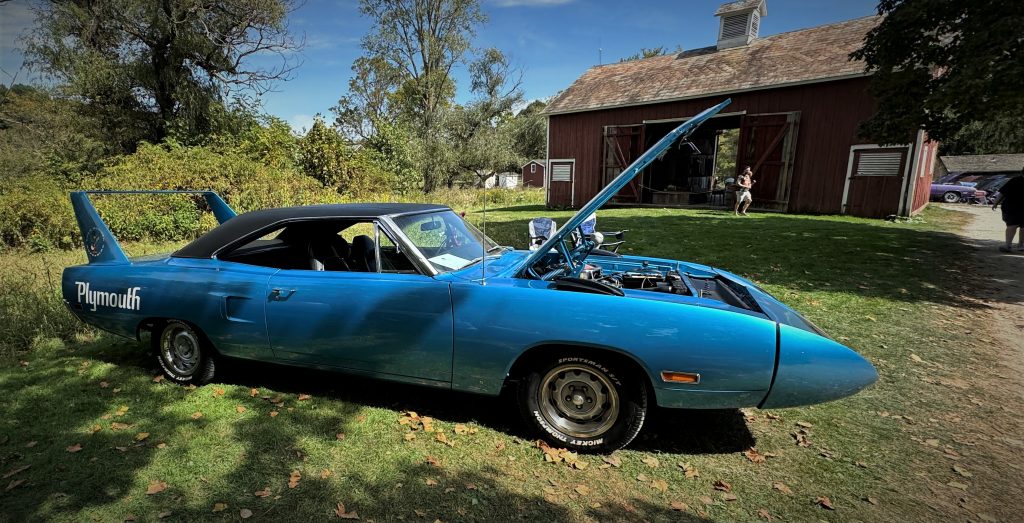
544 16 880 116
939 154 1024 174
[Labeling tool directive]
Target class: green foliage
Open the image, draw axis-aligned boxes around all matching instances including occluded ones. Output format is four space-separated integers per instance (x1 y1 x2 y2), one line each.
26 0 301 143
618 45 682 62
0 174 76 250
714 128 740 181
852 0 1024 145
507 100 548 162
296 118 397 198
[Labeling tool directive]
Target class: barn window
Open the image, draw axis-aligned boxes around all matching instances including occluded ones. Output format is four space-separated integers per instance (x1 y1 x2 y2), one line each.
531 163 536 173
551 163 573 182
855 151 904 176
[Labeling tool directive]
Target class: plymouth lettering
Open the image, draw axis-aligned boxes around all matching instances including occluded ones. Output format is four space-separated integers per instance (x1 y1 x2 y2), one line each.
75 282 141 312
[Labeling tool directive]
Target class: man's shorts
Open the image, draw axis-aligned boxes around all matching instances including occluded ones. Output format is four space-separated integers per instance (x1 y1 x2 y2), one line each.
736 189 752 203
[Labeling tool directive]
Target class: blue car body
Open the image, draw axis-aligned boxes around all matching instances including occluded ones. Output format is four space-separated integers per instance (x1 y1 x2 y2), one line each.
61 100 876 423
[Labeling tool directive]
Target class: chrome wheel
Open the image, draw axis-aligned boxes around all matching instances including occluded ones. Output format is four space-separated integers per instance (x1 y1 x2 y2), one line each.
160 324 201 377
539 364 620 439
942 191 961 203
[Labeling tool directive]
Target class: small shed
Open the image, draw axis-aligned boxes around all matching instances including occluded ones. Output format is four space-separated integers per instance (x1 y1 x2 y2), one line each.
541 0 936 218
522 160 546 187
935 154 1024 179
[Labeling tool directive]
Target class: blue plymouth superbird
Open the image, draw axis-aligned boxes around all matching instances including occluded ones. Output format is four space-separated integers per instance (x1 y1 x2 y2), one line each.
62 101 876 451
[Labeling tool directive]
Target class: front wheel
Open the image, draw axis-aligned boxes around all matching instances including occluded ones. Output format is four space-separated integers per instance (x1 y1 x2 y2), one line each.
518 355 647 452
942 191 961 203
154 321 217 385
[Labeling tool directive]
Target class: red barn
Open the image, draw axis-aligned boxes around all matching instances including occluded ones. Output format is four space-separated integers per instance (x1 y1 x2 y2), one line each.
522 160 545 187
542 0 935 218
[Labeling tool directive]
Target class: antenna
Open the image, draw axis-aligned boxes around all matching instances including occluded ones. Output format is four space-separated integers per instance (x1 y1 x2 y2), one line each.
598 37 603 65
481 173 487 286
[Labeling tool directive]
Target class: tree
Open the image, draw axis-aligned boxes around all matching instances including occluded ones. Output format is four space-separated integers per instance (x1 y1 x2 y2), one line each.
507 99 547 161
333 0 487 191
852 0 1024 147
26 0 302 144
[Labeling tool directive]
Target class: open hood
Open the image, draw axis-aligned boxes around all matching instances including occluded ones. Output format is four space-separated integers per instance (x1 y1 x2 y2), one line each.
513 99 732 278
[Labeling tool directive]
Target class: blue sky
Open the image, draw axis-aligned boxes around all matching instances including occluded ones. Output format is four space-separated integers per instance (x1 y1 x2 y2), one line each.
2 0 878 132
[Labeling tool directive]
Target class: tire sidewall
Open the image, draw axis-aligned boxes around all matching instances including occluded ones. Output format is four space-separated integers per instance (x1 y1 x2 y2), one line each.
520 355 647 452
154 321 215 385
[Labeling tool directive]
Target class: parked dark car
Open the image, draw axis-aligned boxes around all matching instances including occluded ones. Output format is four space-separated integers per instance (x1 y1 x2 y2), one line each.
972 175 1013 204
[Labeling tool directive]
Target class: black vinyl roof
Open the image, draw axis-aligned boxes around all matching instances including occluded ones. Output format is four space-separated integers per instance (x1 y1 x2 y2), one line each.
174 203 449 259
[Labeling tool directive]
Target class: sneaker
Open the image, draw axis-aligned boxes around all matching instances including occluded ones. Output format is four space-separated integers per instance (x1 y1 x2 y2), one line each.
999 246 1013 253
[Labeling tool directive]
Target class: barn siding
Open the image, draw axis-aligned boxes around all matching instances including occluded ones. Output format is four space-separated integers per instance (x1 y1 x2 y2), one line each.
547 77 882 215
910 136 937 214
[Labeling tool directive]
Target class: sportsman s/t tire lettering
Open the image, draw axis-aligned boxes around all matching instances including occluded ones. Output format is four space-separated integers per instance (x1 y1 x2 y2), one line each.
518 355 647 452
154 321 217 385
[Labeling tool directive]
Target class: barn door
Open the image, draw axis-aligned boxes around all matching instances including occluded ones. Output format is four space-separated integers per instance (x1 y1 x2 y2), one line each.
602 125 644 203
737 113 799 211
843 147 909 218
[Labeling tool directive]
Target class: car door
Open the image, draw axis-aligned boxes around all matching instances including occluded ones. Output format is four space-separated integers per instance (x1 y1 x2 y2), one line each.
265 222 454 384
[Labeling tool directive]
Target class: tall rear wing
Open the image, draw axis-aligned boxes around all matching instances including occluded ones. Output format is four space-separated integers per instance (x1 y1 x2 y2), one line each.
70 190 236 264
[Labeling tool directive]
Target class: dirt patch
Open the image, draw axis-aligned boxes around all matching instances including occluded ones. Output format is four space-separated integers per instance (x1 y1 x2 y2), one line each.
925 204 1024 521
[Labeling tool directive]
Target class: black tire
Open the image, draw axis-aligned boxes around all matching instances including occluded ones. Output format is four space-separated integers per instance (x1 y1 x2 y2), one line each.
153 321 217 385
942 191 961 203
518 355 647 452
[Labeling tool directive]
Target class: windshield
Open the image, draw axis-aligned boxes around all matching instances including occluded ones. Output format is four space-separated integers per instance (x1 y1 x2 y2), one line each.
392 210 500 272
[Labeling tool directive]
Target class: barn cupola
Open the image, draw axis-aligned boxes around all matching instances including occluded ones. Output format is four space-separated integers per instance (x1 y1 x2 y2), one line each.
715 0 767 50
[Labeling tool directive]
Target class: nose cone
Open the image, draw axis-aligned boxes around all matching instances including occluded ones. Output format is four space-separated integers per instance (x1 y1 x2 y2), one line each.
761 324 878 409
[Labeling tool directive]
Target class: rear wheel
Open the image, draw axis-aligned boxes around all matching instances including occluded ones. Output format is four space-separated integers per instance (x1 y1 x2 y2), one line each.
518 355 647 452
942 191 961 203
154 321 217 385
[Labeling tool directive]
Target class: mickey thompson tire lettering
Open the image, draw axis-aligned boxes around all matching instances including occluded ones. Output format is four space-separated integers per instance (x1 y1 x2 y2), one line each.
518 354 647 453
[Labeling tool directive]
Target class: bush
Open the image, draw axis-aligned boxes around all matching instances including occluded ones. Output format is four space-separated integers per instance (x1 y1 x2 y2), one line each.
0 175 77 250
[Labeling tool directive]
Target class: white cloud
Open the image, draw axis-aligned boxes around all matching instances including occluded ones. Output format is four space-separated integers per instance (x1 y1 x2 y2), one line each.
491 0 574 7
288 114 317 135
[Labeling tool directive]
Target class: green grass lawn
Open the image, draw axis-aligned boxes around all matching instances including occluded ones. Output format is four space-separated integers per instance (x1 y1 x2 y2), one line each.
0 205 1008 522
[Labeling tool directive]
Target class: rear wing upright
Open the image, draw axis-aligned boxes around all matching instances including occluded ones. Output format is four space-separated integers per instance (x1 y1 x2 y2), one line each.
70 190 236 264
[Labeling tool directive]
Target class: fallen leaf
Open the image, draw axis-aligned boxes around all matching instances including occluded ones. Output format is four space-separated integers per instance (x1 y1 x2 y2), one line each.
636 473 649 482
240 508 253 519
124 514 137 522
910 353 924 363
425 456 441 467
699 495 713 505
288 470 301 489
89 424 102 434
156 443 167 449
213 388 225 397
152 375 164 383
298 394 312 401
115 406 129 416
320 469 332 479
250 388 259 397
254 487 271 498
678 462 699 479
191 411 203 420
66 443 83 453
574 484 590 496
796 421 813 429
744 448 767 463
815 496 835 510
334 502 359 519
111 422 130 431
100 381 109 388
2 465 30 479
947 481 968 491
494 440 506 452
270 411 279 417
404 433 416 441
236 405 247 414
146 480 168 495
425 478 438 486
434 432 454 447
212 503 228 512
772 482 793 495
713 480 732 493
641 456 660 468
765 413 781 420
952 464 973 478
865 496 879 505
112 388 122 393
5 479 26 491
793 432 811 447
414 509 426 517
602 454 621 468
465 483 477 490
757 508 775 520
157 511 172 519
135 432 150 441
723 492 738 502
669 501 689 511
25 441 37 448
651 479 668 493
336 433 346 441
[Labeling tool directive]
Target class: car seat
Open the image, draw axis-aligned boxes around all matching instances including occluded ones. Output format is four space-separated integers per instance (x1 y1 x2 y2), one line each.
350 235 377 272
308 236 351 271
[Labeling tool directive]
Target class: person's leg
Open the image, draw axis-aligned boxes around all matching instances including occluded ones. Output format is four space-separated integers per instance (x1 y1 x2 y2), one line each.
1015 225 1023 249
741 197 752 215
1002 225 1016 251
734 195 740 215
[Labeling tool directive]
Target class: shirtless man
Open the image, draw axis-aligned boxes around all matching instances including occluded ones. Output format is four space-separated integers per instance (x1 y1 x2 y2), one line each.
734 166 755 216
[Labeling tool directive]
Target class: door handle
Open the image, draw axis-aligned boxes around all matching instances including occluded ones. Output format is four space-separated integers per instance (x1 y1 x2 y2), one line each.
269 288 296 300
